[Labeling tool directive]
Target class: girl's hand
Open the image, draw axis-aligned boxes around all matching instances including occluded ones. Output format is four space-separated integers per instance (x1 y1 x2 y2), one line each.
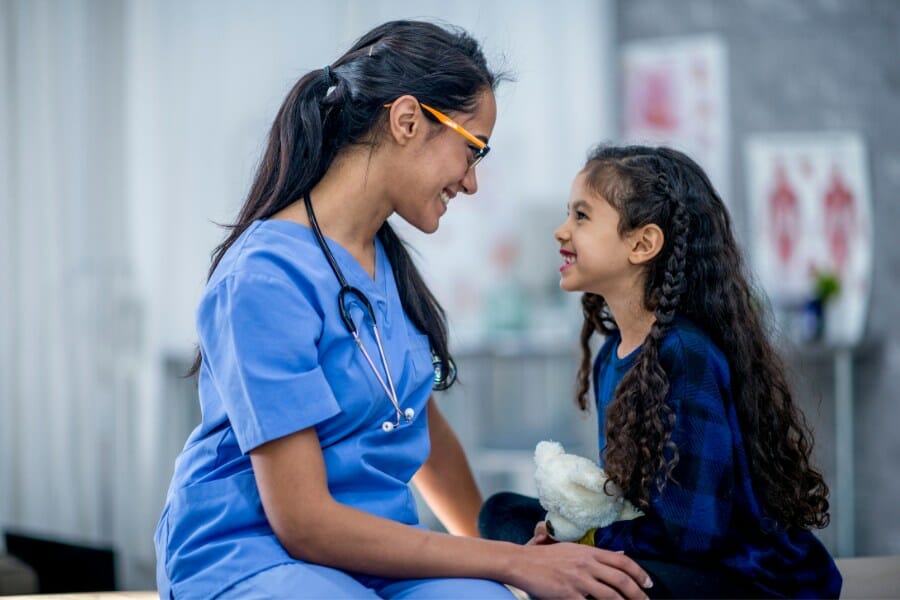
525 520 555 545
511 543 652 600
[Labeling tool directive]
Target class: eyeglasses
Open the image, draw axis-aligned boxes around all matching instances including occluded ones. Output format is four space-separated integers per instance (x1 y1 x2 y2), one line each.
384 100 490 171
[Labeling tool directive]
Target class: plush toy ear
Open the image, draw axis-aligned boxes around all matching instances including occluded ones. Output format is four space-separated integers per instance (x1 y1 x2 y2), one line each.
567 458 607 493
534 440 565 465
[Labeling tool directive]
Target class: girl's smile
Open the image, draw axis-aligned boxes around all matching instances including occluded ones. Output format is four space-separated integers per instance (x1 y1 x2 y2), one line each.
559 249 576 272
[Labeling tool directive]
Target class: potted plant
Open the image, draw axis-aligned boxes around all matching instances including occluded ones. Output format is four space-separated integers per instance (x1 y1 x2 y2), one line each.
807 267 842 342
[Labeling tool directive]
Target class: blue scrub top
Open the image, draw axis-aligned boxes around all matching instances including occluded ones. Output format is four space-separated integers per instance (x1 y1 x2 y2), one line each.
155 220 436 598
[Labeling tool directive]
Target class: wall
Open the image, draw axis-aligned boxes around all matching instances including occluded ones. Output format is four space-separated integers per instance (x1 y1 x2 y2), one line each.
615 0 900 557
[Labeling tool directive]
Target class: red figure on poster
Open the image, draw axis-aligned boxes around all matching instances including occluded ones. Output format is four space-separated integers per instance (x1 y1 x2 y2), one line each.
769 162 800 268
823 167 855 274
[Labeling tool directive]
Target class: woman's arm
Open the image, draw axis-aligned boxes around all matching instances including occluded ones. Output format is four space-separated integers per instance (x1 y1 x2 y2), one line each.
412 398 481 536
251 427 653 599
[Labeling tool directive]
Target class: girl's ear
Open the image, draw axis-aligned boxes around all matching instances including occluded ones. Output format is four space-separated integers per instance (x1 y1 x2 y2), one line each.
628 224 664 265
386 95 421 146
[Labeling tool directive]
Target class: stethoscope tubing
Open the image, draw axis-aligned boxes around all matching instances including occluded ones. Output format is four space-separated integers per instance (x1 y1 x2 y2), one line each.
303 193 411 431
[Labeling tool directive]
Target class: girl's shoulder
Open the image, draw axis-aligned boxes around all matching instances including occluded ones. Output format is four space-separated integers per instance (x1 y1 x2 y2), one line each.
659 316 730 381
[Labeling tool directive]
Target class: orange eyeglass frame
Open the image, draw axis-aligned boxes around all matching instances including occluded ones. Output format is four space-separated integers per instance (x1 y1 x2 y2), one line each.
383 100 490 169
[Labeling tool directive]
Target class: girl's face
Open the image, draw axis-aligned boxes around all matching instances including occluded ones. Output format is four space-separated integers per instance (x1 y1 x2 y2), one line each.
391 89 497 234
554 171 640 297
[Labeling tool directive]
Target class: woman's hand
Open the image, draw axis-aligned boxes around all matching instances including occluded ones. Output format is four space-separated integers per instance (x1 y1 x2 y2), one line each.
509 542 652 600
526 520 555 545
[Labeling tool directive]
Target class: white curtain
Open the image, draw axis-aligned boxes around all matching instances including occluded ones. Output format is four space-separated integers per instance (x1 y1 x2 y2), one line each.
1 0 614 589
0 0 145 582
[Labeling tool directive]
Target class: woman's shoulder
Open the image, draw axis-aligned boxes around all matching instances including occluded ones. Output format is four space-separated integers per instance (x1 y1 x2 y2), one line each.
208 219 323 288
195 221 333 330
195 220 338 321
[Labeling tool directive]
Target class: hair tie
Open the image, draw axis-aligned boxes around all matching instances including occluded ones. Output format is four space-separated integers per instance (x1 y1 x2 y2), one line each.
322 65 334 85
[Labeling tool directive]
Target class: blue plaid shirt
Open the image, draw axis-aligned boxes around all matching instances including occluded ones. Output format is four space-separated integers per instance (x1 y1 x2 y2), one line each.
592 316 841 598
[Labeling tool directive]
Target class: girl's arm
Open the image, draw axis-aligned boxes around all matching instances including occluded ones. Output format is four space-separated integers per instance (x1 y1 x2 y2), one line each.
591 340 734 557
411 398 481 536
251 427 653 599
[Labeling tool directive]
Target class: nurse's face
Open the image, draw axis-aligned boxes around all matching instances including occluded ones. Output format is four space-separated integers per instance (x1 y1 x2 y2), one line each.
392 89 496 234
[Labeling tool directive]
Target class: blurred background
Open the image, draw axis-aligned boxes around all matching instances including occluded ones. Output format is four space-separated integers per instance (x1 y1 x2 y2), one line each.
2 0 899 592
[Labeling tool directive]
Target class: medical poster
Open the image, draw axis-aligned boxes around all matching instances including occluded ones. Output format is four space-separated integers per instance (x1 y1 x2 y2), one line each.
621 35 730 204
744 132 872 345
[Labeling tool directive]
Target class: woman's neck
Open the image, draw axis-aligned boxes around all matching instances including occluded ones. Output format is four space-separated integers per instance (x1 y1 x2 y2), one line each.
274 152 392 275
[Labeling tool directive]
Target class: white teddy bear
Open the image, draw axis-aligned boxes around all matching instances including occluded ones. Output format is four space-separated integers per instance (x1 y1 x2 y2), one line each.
533 440 643 542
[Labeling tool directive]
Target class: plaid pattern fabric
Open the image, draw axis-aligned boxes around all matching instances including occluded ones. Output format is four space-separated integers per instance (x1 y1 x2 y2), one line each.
592 316 842 598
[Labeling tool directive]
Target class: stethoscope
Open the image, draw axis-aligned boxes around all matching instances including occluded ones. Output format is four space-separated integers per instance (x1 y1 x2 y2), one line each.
305 193 454 432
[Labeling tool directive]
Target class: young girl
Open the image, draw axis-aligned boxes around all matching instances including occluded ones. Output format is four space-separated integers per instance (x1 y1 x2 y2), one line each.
481 145 842 598
155 22 651 600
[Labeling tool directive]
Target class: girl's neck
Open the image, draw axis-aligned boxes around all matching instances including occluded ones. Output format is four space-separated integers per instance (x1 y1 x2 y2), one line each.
606 296 656 359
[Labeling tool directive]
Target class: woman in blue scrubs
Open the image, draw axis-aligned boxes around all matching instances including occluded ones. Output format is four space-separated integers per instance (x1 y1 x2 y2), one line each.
154 20 653 599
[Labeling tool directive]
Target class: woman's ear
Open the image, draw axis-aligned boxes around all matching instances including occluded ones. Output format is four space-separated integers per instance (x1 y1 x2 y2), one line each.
385 95 421 146
627 224 664 265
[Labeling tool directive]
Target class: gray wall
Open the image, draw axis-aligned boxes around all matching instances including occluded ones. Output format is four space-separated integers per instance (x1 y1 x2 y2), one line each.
615 0 900 557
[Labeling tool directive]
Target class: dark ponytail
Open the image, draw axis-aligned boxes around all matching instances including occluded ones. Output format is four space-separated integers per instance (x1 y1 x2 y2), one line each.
189 20 504 382
575 144 830 528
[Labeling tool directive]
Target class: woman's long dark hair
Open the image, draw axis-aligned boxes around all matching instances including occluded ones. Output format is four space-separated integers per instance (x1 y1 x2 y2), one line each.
574 145 830 530
189 20 503 385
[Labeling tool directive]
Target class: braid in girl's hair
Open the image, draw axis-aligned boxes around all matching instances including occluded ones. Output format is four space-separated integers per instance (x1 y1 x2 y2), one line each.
577 144 830 529
604 166 690 507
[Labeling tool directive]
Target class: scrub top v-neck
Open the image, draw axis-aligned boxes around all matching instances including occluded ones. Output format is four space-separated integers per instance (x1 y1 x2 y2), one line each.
155 219 435 598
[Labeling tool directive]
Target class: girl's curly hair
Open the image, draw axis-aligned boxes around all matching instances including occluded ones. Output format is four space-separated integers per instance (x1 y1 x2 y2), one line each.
574 145 830 530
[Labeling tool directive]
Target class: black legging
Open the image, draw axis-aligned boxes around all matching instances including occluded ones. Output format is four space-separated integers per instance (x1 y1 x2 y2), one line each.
478 492 767 599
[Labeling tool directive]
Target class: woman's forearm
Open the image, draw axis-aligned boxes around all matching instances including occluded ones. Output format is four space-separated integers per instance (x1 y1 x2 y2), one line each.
251 424 505 578
280 496 520 580
250 417 652 598
413 399 482 536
